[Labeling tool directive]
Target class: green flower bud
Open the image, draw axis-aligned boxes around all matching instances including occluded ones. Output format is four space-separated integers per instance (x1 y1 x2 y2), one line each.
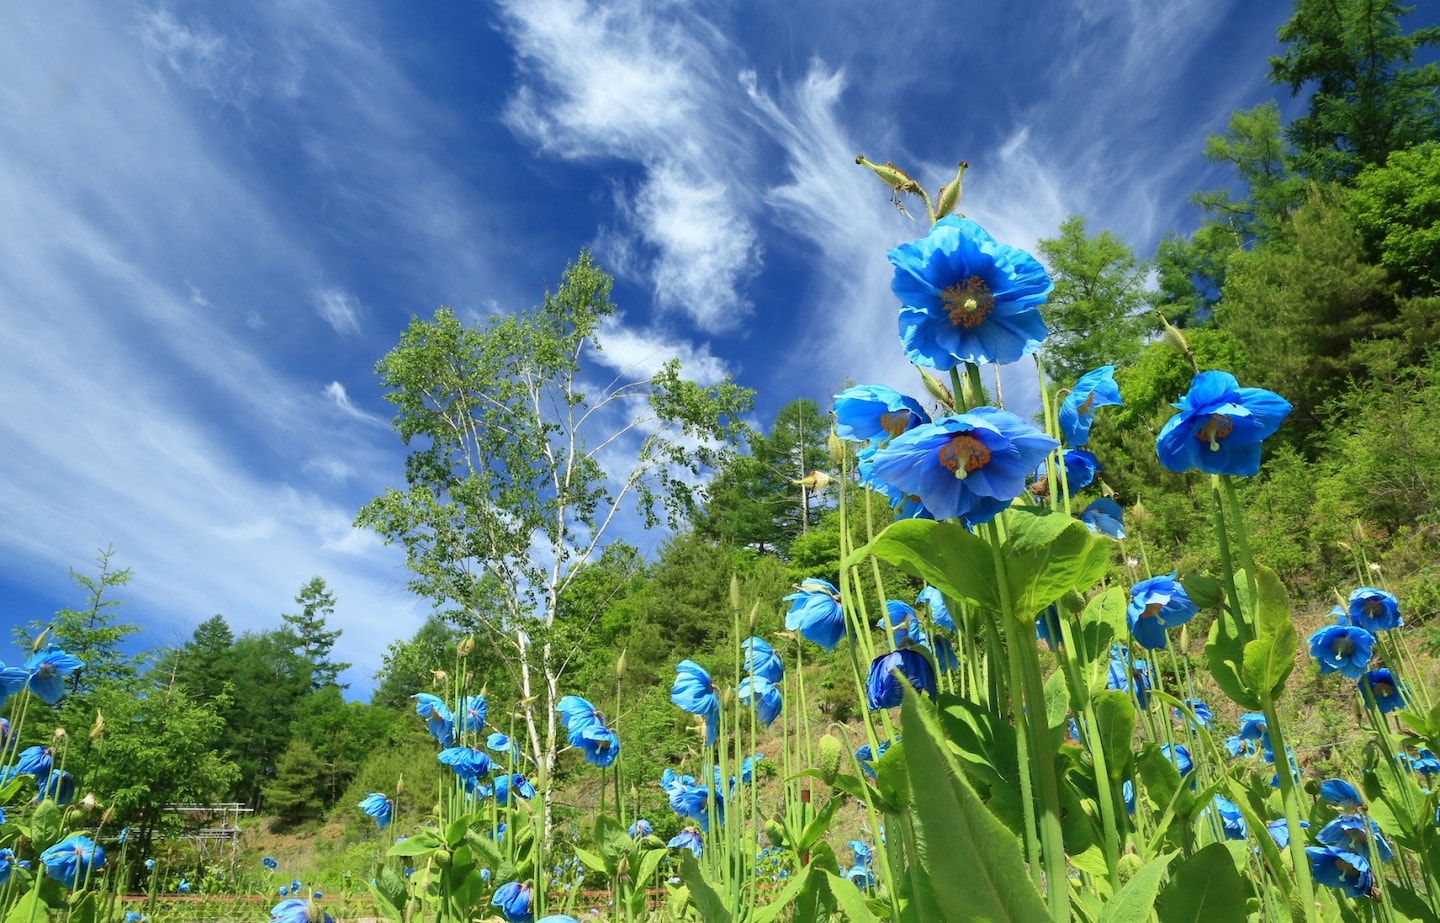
934 161 968 220
817 734 844 785
1117 853 1143 883
764 818 786 847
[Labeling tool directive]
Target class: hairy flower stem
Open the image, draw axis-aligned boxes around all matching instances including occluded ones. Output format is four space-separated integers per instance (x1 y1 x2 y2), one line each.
1054 613 1121 887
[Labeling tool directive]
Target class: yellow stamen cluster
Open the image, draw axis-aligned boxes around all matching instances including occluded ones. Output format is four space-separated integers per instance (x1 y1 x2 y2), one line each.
941 276 995 329
938 433 990 479
1196 413 1234 451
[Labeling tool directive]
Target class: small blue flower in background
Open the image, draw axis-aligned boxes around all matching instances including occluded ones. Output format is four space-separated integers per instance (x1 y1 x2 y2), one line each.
1409 748 1439 782
1080 498 1125 539
740 754 765 783
660 770 710 829
39 834 104 888
37 769 75 805
1173 698 1213 730
1269 745 1301 788
916 586 955 631
1155 370 1291 476
262 856 278 871
491 881 533 923
854 740 893 779
494 774 536 805
737 676 783 727
833 384 931 447
291 879 303 893
1237 712 1270 749
556 695 603 742
537 917 582 923
1033 449 1101 498
269 898 333 923
1059 366 1123 447
1307 621 1375 680
1161 744 1193 779
870 408 1060 527
889 215 1052 369
0 849 13 887
577 724 621 768
877 601 918 645
741 637 784 683
848 840 872 867
1319 779 1365 813
783 579 846 651
487 732 512 753
24 647 85 705
1203 795 1246 840
628 818 652 838
1306 847 1373 899
15 745 53 779
845 865 876 890
1360 668 1406 713
1347 587 1402 632
411 694 455 747
866 648 936 709
460 694 487 733
1105 645 1151 707
177 879 190 894
1266 817 1308 849
438 746 493 781
667 830 703 857
670 660 720 746
358 793 393 829
145 859 155 871
1126 573 1198 651
1318 815 1393 862
1122 780 1135 815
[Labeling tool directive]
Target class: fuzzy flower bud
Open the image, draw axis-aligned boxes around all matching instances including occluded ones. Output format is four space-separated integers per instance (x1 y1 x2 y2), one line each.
817 734 844 785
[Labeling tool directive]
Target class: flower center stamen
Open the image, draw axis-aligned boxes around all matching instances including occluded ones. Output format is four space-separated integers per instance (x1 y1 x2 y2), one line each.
941 276 995 328
937 433 990 479
1142 602 1164 620
879 410 912 436
1196 414 1233 451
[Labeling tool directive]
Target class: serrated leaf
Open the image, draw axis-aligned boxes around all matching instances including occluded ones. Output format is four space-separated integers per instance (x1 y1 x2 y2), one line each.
870 519 1001 611
1207 610 1262 710
1097 851 1177 923
30 800 61 853
1235 566 1291 641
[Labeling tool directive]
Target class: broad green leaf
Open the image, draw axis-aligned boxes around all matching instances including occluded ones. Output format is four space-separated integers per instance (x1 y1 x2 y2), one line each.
67 893 97 923
1003 508 1111 616
1155 842 1248 923
1241 631 1296 701
372 866 408 917
1044 668 1070 735
4 891 39 923
572 845 609 876
596 813 632 862
899 687 1049 922
824 870 879 923
1180 573 1224 609
1206 609 1262 710
30 800 62 853
1093 691 1137 784
389 830 444 858
798 794 841 850
1387 885 1440 923
870 519 1001 611
1097 851 1177 923
678 852 732 923
1235 565 1291 640
443 816 469 850
632 848 667 894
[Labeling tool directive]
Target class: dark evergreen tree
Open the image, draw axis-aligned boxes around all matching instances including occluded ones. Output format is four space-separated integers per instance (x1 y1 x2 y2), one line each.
281 576 351 690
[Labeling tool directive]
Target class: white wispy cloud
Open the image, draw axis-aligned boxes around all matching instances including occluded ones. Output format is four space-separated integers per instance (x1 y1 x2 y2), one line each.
316 288 363 337
324 381 387 426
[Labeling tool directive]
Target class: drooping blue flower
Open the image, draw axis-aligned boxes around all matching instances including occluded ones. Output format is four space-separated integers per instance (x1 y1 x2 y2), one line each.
577 725 620 768
741 637 784 683
916 586 955 631
833 385 931 447
1126 573 1199 651
740 754 764 783
486 732 512 753
866 649 937 710
1173 698 1213 730
263 857 279 871
1105 645 1151 707
667 830 703 857
1033 449 1101 498
1080 498 1125 539
737 676 783 727
1320 779 1365 813
460 695 488 734
1161 744 1194 779
1059 366 1123 447
629 818 652 838
15 746 53 779
37 769 75 805
1409 748 1440 781
40 834 104 888
23 648 85 705
1306 847 1373 898
358 793 393 829
928 634 959 673
878 600 918 645
178 880 191 894
889 215 1052 369
1347 588 1402 632
0 849 13 887
438 747 492 780
1360 668 1406 714
1237 712 1270 749
783 579 847 651
269 899 333 923
844 865 876 890
1307 623 1375 680
869 408 1060 527
1155 371 1292 476
145 859 155 870
411 694 455 747
1266 818 1308 849
491 882 533 923
670 660 720 746
854 740 894 779
1203 795 1246 840
494 774 536 805
857 449 936 522
1318 816 1393 863
0 671 26 706
1269 745 1302 788
660 770 710 828
848 840 872 867
1122 780 1135 815
556 695 603 745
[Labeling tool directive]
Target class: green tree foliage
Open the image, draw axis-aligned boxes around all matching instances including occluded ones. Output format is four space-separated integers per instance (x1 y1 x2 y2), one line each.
355 251 754 802
1349 141 1440 295
371 614 465 710
1270 0 1440 182
225 630 311 807
1034 216 1153 381
281 576 351 690
261 738 326 827
170 613 236 703
1191 102 1307 246
20 547 142 699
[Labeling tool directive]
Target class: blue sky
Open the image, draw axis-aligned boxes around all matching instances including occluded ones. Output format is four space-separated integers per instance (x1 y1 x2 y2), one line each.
0 0 1311 692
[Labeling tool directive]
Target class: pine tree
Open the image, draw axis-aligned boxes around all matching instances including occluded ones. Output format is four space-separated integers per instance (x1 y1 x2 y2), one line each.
281 577 351 690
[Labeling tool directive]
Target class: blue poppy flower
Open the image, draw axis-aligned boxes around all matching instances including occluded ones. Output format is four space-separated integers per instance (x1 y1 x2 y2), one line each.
783 579 847 651
1307 623 1375 680
628 818 652 838
667 830 703 857
358 793 393 829
410 694 455 747
878 600 918 644
1161 744 1194 778
1203 795 1246 840
556 695 603 745
928 634 959 673
1269 745 1301 788
492 774 535 805
40 834 104 888
1126 573 1198 650
15 745 53 779
0 672 25 707
145 859 155 871
37 769 75 805
23 648 85 705
857 450 937 522
460 695 487 734
1035 607 1062 652
438 747 492 780
1306 847 1373 898
741 637 784 683
1318 816 1393 862
1080 498 1125 539
869 408 1060 527
1033 449 1101 498
1105 645 1150 707
263 857 278 871
1155 371 1292 476
833 385 931 447
848 840 872 867
269 899 333 923
660 770 709 828
178 880 191 894
1122 780 1135 815
577 725 620 768
1360 668 1406 713
1173 698 1213 730
486 732 512 753
916 586 955 631
1266 817 1308 849
1319 779 1365 813
737 676 783 727
889 216 1052 369
670 660 720 746
854 739 894 778
866 648 937 709
1410 748 1440 780
1237 712 1270 748
1059 366 1123 447
0 849 13 887
740 754 764 783
1347 588 1402 632
490 882 533 923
